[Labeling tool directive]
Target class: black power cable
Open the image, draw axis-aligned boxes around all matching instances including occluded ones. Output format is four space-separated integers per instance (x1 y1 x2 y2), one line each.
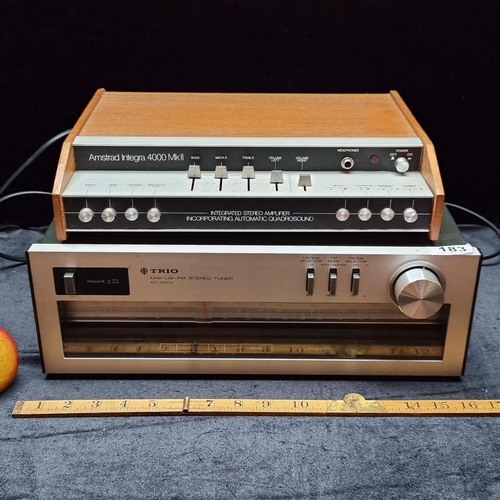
445 202 500 262
0 129 70 264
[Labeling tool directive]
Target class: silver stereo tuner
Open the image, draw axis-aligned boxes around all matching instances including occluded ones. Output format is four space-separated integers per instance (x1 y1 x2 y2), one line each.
28 210 480 376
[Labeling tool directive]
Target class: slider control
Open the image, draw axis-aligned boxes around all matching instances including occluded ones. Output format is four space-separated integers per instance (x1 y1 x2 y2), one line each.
188 165 201 191
306 268 315 296
242 166 255 191
298 174 312 191
328 269 337 296
270 170 283 191
215 165 228 191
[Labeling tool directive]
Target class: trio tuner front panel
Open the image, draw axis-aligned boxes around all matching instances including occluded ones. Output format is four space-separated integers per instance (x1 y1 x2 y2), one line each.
52 91 444 241
27 214 480 376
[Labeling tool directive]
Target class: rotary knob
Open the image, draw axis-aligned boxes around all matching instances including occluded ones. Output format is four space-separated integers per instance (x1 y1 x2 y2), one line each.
336 208 350 221
395 157 410 173
403 207 418 223
147 207 161 223
101 207 116 223
358 207 372 221
125 207 139 221
380 207 395 221
78 207 94 223
393 267 444 319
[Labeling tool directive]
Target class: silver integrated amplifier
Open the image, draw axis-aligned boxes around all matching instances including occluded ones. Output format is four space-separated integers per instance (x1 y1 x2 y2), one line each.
28 211 481 376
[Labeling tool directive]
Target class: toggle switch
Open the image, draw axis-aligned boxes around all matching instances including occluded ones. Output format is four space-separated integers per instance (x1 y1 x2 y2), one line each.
351 269 360 296
298 174 312 190
242 166 255 191
306 268 315 296
328 269 337 296
270 170 283 191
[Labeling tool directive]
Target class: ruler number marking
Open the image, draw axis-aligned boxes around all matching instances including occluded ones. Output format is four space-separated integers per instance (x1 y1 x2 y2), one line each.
405 401 420 410
462 401 478 409
432 401 450 410
293 400 309 409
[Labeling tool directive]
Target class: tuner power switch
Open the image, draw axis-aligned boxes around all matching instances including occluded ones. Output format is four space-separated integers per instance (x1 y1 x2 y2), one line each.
393 267 444 319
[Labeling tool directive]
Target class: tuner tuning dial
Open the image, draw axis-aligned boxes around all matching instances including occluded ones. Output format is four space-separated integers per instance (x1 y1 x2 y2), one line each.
393 267 444 319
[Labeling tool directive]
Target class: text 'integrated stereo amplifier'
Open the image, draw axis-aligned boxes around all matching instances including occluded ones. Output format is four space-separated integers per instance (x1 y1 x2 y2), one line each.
52 91 444 241
28 210 480 376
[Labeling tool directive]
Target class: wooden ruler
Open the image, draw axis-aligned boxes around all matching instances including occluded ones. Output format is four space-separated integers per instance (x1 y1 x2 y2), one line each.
12 393 500 418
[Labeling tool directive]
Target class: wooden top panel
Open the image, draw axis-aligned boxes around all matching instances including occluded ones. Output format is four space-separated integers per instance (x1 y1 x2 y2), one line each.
78 92 419 138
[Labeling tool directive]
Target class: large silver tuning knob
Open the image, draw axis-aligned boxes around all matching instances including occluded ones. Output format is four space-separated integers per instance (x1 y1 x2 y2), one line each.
393 267 444 319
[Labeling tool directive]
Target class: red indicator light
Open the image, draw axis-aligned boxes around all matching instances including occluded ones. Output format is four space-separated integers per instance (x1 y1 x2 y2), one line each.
370 155 379 164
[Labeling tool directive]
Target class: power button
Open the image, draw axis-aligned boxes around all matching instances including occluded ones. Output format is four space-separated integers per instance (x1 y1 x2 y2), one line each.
63 272 77 295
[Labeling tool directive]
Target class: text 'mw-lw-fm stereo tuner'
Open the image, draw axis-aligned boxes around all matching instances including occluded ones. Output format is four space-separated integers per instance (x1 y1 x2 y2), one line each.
52 91 444 241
